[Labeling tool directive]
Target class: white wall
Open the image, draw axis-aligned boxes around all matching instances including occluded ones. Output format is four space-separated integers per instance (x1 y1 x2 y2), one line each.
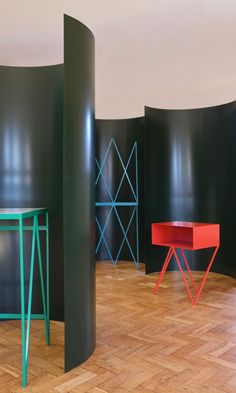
1 0 236 118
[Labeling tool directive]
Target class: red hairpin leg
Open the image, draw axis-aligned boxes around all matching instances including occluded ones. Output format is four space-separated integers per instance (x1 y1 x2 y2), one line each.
153 246 219 305
180 249 198 293
194 245 219 305
172 248 195 305
153 247 173 294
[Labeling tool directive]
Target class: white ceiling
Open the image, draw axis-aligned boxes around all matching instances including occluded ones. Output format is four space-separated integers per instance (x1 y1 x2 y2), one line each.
1 0 236 118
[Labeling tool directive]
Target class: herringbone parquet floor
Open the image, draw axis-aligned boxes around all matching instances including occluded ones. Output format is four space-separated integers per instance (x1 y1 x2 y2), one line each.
1 261 236 392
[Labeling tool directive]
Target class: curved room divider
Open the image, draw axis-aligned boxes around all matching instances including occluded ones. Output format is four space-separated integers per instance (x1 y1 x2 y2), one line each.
64 15 95 371
0 14 96 375
145 102 236 278
0 64 64 320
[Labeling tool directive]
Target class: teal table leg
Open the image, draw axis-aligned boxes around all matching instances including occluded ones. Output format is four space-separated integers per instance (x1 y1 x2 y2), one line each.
25 216 37 379
46 212 50 345
0 209 50 388
35 215 49 345
19 217 27 387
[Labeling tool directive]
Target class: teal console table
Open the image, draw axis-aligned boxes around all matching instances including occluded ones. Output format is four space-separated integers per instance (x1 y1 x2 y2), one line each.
0 208 50 387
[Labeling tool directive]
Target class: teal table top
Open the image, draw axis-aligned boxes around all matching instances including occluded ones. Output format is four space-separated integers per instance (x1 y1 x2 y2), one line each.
0 208 47 219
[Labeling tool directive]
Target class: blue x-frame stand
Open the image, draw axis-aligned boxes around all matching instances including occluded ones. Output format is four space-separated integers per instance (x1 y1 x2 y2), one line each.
95 139 139 268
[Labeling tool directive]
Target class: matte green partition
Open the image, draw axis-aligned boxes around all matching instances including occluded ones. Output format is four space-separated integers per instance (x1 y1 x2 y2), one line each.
0 65 64 320
145 102 236 278
0 14 96 374
64 15 96 371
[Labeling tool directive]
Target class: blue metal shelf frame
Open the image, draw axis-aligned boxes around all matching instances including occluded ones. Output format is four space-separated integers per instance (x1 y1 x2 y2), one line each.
95 139 139 268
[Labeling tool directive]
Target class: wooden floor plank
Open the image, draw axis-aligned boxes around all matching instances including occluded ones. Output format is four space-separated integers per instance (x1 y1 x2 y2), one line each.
0 261 234 392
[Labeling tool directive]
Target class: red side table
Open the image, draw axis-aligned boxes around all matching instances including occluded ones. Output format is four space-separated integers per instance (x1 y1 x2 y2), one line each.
152 221 220 305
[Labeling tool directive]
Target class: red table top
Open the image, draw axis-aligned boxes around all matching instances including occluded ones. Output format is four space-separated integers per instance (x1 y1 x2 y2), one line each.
152 221 220 250
155 221 216 228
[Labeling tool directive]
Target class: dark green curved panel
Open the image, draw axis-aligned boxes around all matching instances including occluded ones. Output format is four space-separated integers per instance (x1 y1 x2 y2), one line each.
0 65 64 320
145 102 236 278
95 117 145 262
64 15 95 371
